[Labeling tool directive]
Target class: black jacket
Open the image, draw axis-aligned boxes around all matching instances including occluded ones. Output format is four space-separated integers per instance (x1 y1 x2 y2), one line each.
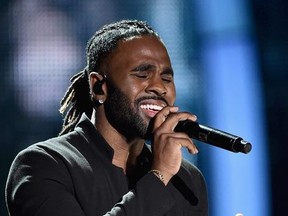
6 114 208 216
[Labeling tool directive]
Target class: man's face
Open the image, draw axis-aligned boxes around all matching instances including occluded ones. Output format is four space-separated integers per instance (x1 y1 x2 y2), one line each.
103 35 176 139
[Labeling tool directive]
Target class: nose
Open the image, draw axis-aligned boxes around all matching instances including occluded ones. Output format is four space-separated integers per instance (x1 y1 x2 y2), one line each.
146 75 167 96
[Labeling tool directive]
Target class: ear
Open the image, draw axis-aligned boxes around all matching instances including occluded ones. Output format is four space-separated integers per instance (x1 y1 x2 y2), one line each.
89 72 107 99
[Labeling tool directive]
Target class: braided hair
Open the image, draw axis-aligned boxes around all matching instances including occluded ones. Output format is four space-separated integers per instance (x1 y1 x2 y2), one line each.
59 20 160 135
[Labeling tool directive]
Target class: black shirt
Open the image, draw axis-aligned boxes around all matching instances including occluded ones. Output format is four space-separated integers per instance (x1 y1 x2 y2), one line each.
6 114 208 216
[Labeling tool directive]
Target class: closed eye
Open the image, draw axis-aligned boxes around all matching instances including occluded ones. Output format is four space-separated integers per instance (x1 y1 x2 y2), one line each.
161 68 174 83
161 74 173 82
134 72 149 79
131 64 155 79
131 63 174 82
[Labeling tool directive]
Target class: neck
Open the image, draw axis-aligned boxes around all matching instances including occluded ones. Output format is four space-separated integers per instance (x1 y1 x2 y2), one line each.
91 109 145 173
112 140 144 173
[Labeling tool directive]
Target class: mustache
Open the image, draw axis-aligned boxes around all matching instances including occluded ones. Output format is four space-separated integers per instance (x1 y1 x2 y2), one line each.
135 96 169 106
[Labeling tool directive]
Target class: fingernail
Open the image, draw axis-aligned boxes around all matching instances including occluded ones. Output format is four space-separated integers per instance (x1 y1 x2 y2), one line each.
193 115 197 121
170 106 179 112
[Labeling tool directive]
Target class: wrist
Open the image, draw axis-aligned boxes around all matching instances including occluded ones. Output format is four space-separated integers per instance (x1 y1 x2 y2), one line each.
149 169 171 185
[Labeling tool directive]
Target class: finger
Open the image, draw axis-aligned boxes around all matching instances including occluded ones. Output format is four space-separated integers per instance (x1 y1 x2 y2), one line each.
160 112 198 132
176 112 197 123
159 132 199 155
185 139 199 154
173 134 199 154
153 106 179 130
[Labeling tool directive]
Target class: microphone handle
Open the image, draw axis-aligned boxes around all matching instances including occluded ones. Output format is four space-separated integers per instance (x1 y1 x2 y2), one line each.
174 120 252 154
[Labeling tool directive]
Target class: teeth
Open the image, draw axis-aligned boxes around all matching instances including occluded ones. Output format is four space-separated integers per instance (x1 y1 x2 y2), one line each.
140 104 164 111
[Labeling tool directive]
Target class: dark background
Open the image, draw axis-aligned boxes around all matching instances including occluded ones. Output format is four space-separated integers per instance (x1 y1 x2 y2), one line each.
1 1 287 215
251 1 288 215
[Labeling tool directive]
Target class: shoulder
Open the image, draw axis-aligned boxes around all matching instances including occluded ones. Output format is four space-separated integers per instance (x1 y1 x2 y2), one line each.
6 131 93 191
26 130 81 155
178 158 207 188
181 159 203 177
5 132 92 215
11 130 89 172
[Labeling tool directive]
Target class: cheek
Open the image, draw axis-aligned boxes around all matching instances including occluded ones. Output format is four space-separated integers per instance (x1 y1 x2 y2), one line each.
129 85 145 102
119 80 143 104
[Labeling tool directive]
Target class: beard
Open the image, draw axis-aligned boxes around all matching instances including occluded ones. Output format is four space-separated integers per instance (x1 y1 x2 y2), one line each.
103 80 149 140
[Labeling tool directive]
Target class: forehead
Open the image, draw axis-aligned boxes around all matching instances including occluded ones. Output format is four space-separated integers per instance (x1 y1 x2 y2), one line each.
105 35 171 69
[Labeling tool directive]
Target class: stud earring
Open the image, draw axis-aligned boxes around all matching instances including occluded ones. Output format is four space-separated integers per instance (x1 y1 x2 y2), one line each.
98 99 104 104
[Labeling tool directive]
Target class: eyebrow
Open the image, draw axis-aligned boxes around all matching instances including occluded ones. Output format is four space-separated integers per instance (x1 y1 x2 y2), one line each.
162 67 174 77
131 63 174 76
131 63 156 72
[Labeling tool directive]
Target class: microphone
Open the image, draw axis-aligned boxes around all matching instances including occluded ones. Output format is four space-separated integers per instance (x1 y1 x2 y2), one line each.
174 120 252 154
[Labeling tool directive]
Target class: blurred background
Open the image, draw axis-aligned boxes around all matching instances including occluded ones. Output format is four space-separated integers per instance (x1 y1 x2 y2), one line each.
1 0 287 215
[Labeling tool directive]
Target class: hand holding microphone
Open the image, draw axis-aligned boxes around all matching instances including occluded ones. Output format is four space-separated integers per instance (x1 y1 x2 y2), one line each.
174 119 252 154
150 107 251 185
150 107 199 185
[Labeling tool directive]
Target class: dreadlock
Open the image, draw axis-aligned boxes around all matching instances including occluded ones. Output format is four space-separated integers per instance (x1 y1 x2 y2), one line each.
59 19 160 135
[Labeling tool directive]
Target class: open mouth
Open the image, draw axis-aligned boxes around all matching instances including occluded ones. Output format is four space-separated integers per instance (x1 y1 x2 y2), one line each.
140 103 165 118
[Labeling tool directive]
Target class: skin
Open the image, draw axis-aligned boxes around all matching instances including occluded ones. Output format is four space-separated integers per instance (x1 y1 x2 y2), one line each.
89 35 198 185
